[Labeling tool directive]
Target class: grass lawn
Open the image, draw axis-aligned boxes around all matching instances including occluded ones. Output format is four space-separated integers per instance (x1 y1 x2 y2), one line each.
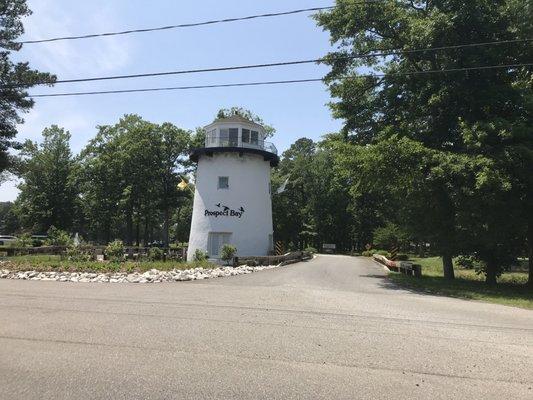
388 256 533 309
0 254 216 273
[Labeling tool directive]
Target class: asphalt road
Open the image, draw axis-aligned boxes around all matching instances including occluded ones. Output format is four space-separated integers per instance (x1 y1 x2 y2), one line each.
0 255 532 399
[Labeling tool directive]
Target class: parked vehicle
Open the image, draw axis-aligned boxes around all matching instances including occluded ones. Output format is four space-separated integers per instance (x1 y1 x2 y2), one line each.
0 235 18 246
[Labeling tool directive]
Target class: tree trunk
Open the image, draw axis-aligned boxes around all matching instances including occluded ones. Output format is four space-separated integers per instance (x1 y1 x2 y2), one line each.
418 243 425 258
485 258 498 286
442 253 455 280
143 216 149 246
163 205 170 248
125 206 133 246
175 206 181 243
104 225 111 244
527 252 533 290
527 216 533 289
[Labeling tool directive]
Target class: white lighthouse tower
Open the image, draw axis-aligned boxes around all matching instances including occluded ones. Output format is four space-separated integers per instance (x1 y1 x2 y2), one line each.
186 115 279 261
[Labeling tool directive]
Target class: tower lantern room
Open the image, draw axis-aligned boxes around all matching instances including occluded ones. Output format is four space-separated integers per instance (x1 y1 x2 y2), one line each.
186 115 279 261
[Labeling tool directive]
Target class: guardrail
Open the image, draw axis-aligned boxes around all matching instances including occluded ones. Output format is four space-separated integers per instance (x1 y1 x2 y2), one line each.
0 246 185 261
373 254 422 277
1 246 312 266
234 251 313 267
0 246 68 257
204 134 278 155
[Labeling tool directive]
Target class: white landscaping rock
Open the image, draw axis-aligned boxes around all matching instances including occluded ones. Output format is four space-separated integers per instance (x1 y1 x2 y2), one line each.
0 262 284 284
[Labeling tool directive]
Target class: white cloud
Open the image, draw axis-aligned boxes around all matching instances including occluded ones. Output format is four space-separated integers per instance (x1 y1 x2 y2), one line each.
18 0 134 76
7 1 135 155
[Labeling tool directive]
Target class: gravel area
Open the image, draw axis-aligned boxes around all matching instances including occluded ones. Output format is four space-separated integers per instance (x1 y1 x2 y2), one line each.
0 264 280 283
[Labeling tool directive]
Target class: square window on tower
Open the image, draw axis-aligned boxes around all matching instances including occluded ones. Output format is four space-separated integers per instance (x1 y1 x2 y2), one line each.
218 176 229 189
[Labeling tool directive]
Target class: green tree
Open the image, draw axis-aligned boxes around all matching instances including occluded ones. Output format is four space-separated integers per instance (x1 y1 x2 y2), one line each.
0 201 20 234
189 127 207 149
117 115 164 246
273 137 354 251
172 184 194 243
79 115 151 244
77 115 192 245
0 0 55 173
273 138 317 249
216 107 276 137
15 126 77 233
77 125 124 244
155 122 191 246
45 225 72 246
456 138 528 285
316 0 532 283
373 223 410 251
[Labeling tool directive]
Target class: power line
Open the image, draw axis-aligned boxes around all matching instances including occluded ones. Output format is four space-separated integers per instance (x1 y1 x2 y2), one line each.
28 62 533 98
18 5 340 44
29 79 323 97
8 38 532 88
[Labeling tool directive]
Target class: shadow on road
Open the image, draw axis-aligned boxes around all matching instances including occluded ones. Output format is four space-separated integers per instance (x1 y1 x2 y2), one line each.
374 271 533 309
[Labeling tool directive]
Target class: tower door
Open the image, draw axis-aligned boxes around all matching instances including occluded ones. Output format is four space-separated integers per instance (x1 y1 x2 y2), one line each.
207 232 232 258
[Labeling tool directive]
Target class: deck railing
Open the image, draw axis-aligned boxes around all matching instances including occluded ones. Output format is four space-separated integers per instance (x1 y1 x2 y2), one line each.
204 133 277 155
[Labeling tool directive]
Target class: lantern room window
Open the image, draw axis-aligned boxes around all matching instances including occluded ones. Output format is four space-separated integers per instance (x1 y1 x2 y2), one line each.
229 128 238 146
200 120 277 156
251 130 259 145
242 128 250 143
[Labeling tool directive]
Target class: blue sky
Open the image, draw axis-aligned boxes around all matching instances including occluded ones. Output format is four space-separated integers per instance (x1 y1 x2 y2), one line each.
1 0 341 201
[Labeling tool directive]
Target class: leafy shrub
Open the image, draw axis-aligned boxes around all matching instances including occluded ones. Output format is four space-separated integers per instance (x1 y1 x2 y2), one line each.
32 239 43 247
362 249 390 257
221 244 237 265
15 233 33 248
247 259 258 267
46 226 72 246
472 253 515 278
454 255 476 269
287 243 298 252
166 251 182 262
65 245 92 262
105 239 125 262
372 223 410 251
304 246 317 253
193 248 208 262
148 247 164 261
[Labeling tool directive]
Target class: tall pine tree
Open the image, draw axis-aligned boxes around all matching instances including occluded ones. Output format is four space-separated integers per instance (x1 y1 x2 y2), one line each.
0 0 56 173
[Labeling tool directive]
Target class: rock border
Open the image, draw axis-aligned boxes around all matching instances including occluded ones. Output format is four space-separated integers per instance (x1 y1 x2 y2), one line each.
0 264 281 284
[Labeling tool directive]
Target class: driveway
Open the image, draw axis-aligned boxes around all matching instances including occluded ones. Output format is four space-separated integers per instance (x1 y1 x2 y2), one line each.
0 255 531 399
